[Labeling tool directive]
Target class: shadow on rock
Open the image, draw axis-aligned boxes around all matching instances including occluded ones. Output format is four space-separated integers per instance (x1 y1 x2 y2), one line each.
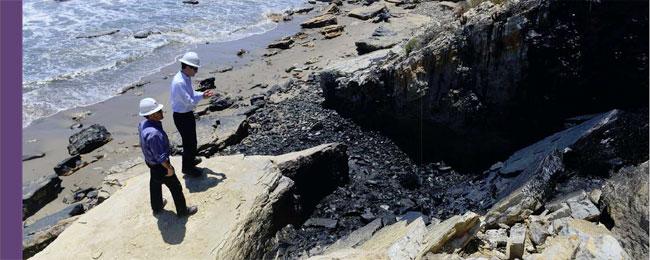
183 167 227 193
154 209 188 245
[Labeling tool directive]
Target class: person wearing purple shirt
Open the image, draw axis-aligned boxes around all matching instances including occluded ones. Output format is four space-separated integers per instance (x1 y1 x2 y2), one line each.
138 97 198 217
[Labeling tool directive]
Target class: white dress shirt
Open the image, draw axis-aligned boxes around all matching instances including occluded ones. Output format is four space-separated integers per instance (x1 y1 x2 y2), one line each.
170 71 203 113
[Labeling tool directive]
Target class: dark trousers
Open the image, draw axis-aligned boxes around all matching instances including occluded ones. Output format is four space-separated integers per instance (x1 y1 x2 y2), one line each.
147 163 188 215
173 111 197 170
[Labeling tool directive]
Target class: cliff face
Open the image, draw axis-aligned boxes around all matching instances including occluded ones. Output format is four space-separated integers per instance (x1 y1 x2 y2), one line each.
321 0 648 170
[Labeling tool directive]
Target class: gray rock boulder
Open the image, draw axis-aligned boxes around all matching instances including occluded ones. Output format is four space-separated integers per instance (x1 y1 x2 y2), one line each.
23 216 79 259
53 155 87 176
22 173 62 220
300 14 337 28
348 3 387 20
355 36 403 55
67 124 112 155
601 161 649 260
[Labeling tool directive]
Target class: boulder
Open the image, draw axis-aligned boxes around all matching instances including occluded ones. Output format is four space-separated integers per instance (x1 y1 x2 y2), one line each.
207 95 235 112
300 15 337 28
546 204 571 221
320 25 345 39
482 228 508 249
348 3 387 20
23 173 62 220
268 38 294 49
53 155 87 176
567 198 599 221
527 218 630 259
67 124 112 155
355 37 402 55
484 151 564 227
527 221 551 246
196 77 215 91
600 161 649 260
323 4 340 14
417 211 480 258
31 144 348 260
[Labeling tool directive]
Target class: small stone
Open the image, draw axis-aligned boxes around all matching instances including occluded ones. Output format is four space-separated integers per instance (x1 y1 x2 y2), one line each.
546 203 571 221
506 223 526 260
588 189 602 205
528 221 550 246
304 218 337 229
568 199 600 221
484 228 508 248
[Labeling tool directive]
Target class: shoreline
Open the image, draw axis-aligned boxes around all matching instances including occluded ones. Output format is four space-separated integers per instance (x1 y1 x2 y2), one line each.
22 8 316 221
22 0 434 242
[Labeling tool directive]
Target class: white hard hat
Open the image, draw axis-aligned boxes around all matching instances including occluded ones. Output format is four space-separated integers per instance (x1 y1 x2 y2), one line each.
179 51 201 68
139 97 164 116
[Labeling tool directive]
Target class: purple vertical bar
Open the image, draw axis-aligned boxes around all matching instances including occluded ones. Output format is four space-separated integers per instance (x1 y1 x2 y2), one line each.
1 0 23 259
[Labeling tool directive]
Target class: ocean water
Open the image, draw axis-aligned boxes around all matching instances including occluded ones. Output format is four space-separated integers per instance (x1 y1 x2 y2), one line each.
22 0 305 128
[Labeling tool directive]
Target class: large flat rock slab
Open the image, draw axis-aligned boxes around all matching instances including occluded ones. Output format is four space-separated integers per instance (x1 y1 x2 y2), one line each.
32 143 348 259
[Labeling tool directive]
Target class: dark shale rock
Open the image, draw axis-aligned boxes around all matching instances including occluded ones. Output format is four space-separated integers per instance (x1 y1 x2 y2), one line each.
196 77 215 91
182 0 198 4
67 124 112 155
75 29 119 39
355 37 402 55
601 161 649 260
23 173 62 220
208 95 235 111
53 155 87 176
321 0 649 171
483 109 648 227
268 38 294 49
484 151 565 227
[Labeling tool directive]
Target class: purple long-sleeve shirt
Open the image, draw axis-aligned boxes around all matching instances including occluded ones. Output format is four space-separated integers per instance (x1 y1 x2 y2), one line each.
138 120 170 165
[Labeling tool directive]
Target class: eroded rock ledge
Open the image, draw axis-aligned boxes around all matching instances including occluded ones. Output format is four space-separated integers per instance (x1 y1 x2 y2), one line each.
31 143 347 260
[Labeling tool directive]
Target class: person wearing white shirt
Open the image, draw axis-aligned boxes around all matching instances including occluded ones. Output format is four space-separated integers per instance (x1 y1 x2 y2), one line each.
170 52 214 176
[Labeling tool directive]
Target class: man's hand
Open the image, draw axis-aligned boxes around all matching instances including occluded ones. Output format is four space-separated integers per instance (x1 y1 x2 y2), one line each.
162 160 175 177
166 166 175 177
203 90 215 98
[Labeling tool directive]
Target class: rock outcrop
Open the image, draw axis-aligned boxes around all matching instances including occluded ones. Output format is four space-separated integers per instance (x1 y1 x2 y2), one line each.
301 14 337 28
321 0 649 170
601 161 649 259
23 173 62 220
31 144 347 259
67 124 112 155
